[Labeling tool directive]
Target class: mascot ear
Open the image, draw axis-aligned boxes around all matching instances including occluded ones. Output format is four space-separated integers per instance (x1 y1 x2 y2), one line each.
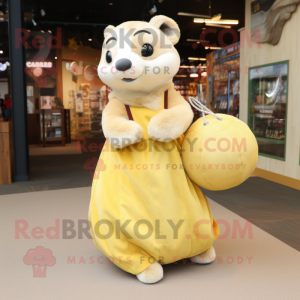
104 25 116 39
149 15 180 45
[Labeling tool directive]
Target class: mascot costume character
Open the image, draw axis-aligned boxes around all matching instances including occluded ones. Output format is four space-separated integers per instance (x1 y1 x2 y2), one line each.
89 15 258 284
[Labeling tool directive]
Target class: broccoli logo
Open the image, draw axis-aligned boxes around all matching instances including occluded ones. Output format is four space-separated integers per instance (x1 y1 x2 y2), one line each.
23 246 56 277
83 157 106 179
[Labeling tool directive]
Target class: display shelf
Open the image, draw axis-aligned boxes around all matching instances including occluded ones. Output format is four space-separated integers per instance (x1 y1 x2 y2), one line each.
216 95 228 101
174 79 206 107
251 74 288 80
251 114 274 119
210 52 240 117
214 79 229 82
46 124 61 128
256 137 285 144
36 109 71 147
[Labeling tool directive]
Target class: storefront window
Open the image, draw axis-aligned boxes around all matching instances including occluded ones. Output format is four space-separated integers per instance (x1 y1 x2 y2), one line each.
0 21 10 120
25 27 107 145
248 61 288 161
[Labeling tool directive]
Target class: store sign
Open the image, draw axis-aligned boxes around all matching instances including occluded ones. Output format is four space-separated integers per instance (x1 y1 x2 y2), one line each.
273 64 287 75
227 46 235 54
251 0 300 45
26 61 53 68
250 63 287 79
213 42 240 62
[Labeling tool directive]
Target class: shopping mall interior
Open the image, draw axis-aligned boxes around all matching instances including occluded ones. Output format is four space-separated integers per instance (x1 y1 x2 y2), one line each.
0 0 300 298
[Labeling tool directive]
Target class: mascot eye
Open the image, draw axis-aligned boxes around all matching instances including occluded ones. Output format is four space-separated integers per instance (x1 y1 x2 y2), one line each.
141 44 153 57
106 51 112 63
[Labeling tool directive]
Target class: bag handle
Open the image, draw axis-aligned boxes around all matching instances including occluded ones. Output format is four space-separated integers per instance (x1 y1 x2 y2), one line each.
125 90 168 121
188 97 222 126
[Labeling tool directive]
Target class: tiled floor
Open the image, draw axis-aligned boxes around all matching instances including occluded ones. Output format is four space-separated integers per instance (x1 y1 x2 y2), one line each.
1 188 300 299
202 177 300 251
0 138 105 195
0 153 95 195
1 151 299 252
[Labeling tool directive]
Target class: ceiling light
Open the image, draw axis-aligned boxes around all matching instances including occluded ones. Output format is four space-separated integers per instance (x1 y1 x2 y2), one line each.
194 18 239 25
55 57 57 59
41 30 45 33
6 62 10 66
205 46 222 50
201 72 207 77
190 73 199 78
178 12 210 18
180 66 205 69
48 30 52 33
211 14 222 21
186 39 209 43
188 57 206 61
205 23 231 28
180 66 196 68
0 50 3 54
88 38 92 41
109 3 113 5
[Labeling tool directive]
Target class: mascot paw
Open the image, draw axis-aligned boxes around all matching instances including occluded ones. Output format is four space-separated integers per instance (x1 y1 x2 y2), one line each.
136 262 163 284
190 246 216 264
110 121 143 149
147 110 182 142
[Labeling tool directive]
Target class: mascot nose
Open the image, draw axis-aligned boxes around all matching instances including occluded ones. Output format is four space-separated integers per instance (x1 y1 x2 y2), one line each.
115 58 132 71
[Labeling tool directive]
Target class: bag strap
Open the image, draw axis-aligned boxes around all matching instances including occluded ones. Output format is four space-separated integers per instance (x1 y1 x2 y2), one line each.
125 104 133 121
188 96 222 126
125 89 168 121
164 90 168 109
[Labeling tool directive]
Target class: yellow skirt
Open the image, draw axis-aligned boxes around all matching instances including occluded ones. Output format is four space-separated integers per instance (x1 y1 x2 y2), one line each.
89 137 219 275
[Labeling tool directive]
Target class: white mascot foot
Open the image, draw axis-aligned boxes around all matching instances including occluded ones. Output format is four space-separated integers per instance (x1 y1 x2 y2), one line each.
136 262 163 284
190 246 216 264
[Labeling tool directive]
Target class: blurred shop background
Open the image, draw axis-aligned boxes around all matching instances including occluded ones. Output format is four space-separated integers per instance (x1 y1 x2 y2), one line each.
0 0 299 199
0 0 245 188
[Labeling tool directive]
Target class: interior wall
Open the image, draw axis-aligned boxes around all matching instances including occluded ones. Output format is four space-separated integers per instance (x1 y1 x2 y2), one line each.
240 0 300 180
0 81 8 99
